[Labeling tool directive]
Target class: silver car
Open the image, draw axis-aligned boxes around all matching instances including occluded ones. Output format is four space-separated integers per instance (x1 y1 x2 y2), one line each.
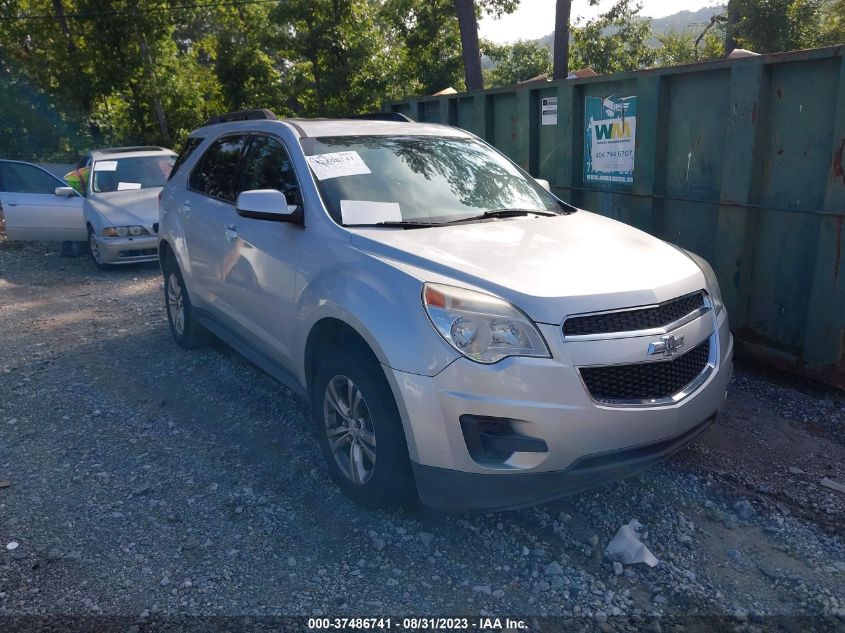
1 149 175 268
159 110 734 512
79 147 176 269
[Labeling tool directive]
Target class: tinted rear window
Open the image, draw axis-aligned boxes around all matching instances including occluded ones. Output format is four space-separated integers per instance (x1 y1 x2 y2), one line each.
189 135 247 202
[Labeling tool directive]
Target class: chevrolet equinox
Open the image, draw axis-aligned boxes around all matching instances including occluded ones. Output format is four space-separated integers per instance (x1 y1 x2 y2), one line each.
158 109 733 512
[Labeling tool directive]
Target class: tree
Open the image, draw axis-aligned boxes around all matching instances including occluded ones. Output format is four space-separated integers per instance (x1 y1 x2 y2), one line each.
818 0 845 44
482 40 551 86
657 27 724 67
569 0 656 75
273 0 397 116
454 0 484 91
552 0 572 80
725 0 739 55
382 0 465 95
727 0 824 53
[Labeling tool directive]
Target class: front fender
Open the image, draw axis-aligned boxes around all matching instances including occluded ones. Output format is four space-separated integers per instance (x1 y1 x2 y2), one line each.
294 257 459 385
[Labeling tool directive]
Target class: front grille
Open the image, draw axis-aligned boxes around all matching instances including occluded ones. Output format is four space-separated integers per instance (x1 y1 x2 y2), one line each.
564 292 705 336
580 338 711 402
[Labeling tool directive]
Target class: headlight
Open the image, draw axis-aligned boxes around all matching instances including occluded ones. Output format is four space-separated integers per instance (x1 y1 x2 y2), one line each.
422 282 550 364
671 245 724 315
102 225 149 237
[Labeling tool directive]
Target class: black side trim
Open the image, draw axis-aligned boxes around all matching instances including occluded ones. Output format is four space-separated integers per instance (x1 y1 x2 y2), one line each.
193 308 307 401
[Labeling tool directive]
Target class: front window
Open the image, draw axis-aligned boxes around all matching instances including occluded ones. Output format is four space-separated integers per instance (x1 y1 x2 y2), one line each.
92 155 175 193
0 162 65 194
300 135 567 226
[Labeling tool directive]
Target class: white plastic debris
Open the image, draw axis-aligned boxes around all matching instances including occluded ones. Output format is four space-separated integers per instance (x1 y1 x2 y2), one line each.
605 519 658 567
6 541 19 551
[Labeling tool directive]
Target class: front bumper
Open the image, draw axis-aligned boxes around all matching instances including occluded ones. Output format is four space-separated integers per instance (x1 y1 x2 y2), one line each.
93 234 159 264
413 413 717 512
387 308 733 512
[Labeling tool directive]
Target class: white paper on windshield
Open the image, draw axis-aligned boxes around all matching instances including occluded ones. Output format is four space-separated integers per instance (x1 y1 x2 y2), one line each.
340 200 402 225
94 160 118 172
307 151 371 180
117 182 142 191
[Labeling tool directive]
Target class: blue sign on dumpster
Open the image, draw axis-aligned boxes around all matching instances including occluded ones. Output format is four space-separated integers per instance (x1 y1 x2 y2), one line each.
584 95 637 185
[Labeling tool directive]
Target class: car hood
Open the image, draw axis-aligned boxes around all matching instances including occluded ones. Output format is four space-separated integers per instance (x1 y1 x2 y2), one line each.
86 188 160 228
349 211 706 324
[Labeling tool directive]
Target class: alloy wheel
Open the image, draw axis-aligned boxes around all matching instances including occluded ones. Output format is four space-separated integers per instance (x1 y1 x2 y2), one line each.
323 375 377 485
89 231 104 264
167 272 185 335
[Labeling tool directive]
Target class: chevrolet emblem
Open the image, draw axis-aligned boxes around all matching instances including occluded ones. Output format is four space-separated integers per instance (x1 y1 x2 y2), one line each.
648 334 685 357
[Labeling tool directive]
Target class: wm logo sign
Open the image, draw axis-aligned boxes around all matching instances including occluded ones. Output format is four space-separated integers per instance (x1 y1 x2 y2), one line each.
594 121 633 140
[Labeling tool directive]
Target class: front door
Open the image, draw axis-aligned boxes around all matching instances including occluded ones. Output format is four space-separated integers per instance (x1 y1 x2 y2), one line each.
217 134 303 372
0 162 85 241
179 134 249 310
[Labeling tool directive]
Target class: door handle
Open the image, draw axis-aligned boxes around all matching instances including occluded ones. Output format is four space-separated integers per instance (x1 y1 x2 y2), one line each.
224 227 238 242
179 200 190 213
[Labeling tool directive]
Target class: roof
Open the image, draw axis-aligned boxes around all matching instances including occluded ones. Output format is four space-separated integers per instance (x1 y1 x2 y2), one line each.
90 146 175 159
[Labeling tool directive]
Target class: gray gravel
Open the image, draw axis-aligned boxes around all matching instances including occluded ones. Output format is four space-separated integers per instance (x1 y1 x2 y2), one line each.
1 241 844 631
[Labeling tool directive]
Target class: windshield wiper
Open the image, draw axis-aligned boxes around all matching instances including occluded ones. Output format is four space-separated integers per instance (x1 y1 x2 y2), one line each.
446 208 558 223
344 220 446 229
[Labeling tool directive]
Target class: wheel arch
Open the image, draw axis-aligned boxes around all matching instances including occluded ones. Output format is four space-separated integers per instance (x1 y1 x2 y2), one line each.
158 238 176 272
303 316 422 462
304 317 381 400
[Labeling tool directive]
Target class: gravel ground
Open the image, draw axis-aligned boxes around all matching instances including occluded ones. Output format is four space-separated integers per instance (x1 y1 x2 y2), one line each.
1 241 844 632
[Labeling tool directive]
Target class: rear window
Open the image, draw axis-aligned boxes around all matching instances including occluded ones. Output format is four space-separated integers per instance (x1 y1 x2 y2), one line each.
169 137 204 180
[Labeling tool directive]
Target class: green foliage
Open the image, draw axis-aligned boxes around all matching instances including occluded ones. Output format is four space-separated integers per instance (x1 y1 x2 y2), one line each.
657 28 725 67
0 58 92 161
482 39 551 87
3 0 839 162
272 0 397 116
0 0 479 158
383 0 465 96
728 0 844 52
818 0 845 44
569 0 657 75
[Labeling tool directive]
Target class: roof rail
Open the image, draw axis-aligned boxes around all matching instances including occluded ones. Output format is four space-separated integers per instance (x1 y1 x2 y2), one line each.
343 112 414 122
201 109 278 127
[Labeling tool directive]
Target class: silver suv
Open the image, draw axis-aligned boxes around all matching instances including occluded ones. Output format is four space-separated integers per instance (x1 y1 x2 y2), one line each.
159 109 733 512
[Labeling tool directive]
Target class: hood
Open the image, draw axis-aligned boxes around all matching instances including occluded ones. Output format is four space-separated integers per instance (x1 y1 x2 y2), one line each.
349 211 706 324
86 187 161 229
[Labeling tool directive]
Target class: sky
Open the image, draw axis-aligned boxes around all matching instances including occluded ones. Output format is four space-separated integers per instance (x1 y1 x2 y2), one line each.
479 0 724 43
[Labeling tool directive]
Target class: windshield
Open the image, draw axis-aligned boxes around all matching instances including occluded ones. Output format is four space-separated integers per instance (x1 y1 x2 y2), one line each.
300 135 567 226
91 155 175 193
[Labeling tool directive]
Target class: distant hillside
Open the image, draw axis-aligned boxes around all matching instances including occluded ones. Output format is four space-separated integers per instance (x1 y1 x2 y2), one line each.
534 4 727 50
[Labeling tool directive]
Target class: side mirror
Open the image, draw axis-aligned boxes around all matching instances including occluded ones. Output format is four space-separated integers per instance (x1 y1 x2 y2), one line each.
55 186 76 197
235 189 301 223
535 178 551 192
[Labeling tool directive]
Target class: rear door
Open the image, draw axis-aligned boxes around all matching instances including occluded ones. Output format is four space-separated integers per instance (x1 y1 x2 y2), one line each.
0 162 85 241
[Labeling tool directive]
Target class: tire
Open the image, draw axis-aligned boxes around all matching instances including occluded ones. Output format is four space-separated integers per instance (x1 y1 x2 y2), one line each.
87 226 112 271
162 257 209 349
312 349 415 508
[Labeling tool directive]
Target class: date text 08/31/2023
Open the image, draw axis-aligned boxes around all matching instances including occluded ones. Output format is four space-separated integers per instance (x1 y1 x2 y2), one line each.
306 617 529 630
